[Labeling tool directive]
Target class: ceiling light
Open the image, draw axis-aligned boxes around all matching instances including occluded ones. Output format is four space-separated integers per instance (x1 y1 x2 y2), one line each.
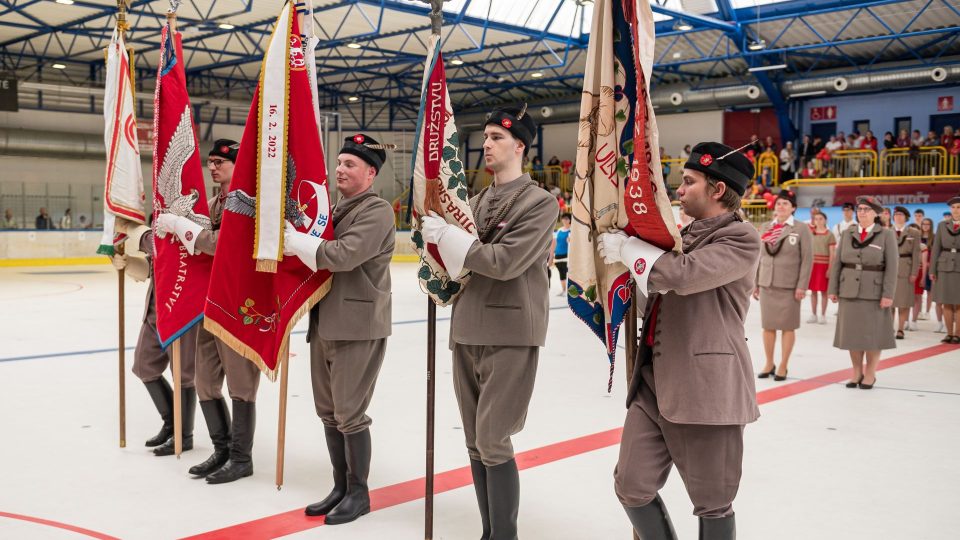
55 0 75 5
347 96 360 102
218 23 235 30
673 20 693 32
530 71 544 79
672 51 682 59
747 39 766 51
748 63 787 73
789 90 827 98
346 42 362 49
51 63 66 69
451 58 464 66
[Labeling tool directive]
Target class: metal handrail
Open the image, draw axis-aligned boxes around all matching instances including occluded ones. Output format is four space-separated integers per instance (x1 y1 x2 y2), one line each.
878 145 948 176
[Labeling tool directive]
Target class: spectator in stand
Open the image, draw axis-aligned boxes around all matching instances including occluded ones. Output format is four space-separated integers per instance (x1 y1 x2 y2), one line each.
59 208 73 230
812 135 825 154
882 131 896 151
759 146 777 186
552 213 571 296
779 141 796 181
924 130 939 147
825 136 843 176
3 209 17 229
679 144 691 160
837 131 848 149
748 133 763 156
547 155 560 168
815 147 831 176
950 138 960 173
78 215 92 229
764 135 777 153
863 130 879 152
911 130 924 148
35 208 54 230
941 125 955 149
807 210 836 324
547 155 560 186
800 161 819 179
799 134 814 170
896 129 910 148
852 130 865 149
833 202 856 238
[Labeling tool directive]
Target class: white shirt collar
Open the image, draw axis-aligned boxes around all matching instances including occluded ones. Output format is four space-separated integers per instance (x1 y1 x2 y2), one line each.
775 215 795 227
858 224 874 235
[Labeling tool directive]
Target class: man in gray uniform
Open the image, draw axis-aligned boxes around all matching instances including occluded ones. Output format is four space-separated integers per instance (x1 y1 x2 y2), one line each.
421 106 559 539
599 142 761 539
156 139 262 484
284 134 395 525
112 227 198 457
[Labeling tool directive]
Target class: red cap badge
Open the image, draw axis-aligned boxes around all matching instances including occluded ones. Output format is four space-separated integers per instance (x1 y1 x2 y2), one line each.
501 118 513 129
353 134 365 144
184 230 194 242
699 154 714 166
634 258 647 275
220 145 230 154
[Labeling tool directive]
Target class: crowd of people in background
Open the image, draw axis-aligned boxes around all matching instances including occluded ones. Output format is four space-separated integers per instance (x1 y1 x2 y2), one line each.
1 207 92 230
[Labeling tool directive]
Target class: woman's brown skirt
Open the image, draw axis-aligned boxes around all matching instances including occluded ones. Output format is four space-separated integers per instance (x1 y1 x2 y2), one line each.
833 298 896 351
760 287 800 331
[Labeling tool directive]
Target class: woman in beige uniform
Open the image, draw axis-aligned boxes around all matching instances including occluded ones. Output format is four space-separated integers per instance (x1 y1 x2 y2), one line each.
891 206 921 338
829 196 898 389
930 195 960 344
754 189 812 381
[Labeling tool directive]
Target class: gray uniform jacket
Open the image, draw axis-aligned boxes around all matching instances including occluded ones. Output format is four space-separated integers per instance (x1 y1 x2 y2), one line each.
757 219 813 290
630 212 761 426
930 221 960 278
451 174 559 347
827 225 898 300
308 189 395 342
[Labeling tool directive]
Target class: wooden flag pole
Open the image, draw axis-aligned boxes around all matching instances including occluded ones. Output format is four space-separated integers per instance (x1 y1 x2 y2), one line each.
276 346 291 490
172 339 183 457
425 299 437 539
625 282 639 540
117 245 126 448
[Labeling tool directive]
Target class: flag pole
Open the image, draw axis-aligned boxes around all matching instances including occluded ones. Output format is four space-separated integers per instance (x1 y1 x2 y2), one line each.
276 346 290 490
172 339 183 457
114 0 132 450
421 3 444 537
624 283 639 540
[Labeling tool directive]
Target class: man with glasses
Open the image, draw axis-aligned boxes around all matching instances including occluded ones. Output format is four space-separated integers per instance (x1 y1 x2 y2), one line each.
157 138 263 484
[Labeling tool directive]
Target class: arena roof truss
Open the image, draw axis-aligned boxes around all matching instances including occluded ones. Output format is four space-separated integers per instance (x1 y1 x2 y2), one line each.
0 0 958 131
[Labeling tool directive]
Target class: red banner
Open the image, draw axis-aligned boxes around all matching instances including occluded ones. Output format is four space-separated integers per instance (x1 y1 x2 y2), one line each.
203 10 333 379
151 26 213 347
834 182 960 205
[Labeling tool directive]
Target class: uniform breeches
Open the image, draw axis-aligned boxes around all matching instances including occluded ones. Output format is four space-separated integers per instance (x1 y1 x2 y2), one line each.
310 337 387 435
132 307 198 387
614 377 744 518
452 344 538 467
194 327 261 402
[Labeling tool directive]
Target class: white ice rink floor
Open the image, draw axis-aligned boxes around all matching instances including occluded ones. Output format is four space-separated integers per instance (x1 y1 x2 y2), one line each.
0 263 958 539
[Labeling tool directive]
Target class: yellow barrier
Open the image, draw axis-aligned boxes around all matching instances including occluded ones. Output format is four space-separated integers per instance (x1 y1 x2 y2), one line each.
662 158 685 188
826 149 878 177
781 174 960 189
754 153 779 186
740 200 772 225
879 146 947 176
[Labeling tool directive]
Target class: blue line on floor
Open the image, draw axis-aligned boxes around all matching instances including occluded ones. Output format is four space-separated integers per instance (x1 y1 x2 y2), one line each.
0 305 571 364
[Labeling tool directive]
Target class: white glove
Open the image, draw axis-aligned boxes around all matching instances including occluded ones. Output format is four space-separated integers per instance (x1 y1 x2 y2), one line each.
437 225 477 277
420 212 449 244
599 231 667 295
111 254 127 271
283 221 324 272
597 230 628 265
156 213 204 255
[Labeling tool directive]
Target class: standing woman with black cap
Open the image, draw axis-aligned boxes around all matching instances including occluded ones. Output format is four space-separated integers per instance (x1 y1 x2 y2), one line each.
753 189 812 381
891 206 922 338
828 196 899 389
929 195 960 344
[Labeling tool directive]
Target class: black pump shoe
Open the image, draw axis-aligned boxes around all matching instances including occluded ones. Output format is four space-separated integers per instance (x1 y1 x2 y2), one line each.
845 375 864 389
757 367 775 379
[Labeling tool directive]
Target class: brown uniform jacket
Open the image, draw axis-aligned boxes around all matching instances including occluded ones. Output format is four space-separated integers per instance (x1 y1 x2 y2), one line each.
894 226 922 278
930 221 960 278
450 174 559 347
757 219 813 290
195 194 224 256
828 225 898 300
308 190 395 342
630 212 761 425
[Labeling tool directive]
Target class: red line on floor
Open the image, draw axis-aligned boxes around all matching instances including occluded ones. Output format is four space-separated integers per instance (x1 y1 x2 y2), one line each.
0 511 120 540
184 343 953 540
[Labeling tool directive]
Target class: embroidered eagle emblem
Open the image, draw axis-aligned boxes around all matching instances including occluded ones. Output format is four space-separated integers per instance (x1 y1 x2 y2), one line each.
224 154 307 227
156 106 212 230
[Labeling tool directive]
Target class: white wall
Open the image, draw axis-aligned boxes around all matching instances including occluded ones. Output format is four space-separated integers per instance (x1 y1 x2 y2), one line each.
655 110 724 157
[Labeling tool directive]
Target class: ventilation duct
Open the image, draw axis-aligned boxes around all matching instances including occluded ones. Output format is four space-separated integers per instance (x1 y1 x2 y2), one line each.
783 66 960 97
0 127 139 159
